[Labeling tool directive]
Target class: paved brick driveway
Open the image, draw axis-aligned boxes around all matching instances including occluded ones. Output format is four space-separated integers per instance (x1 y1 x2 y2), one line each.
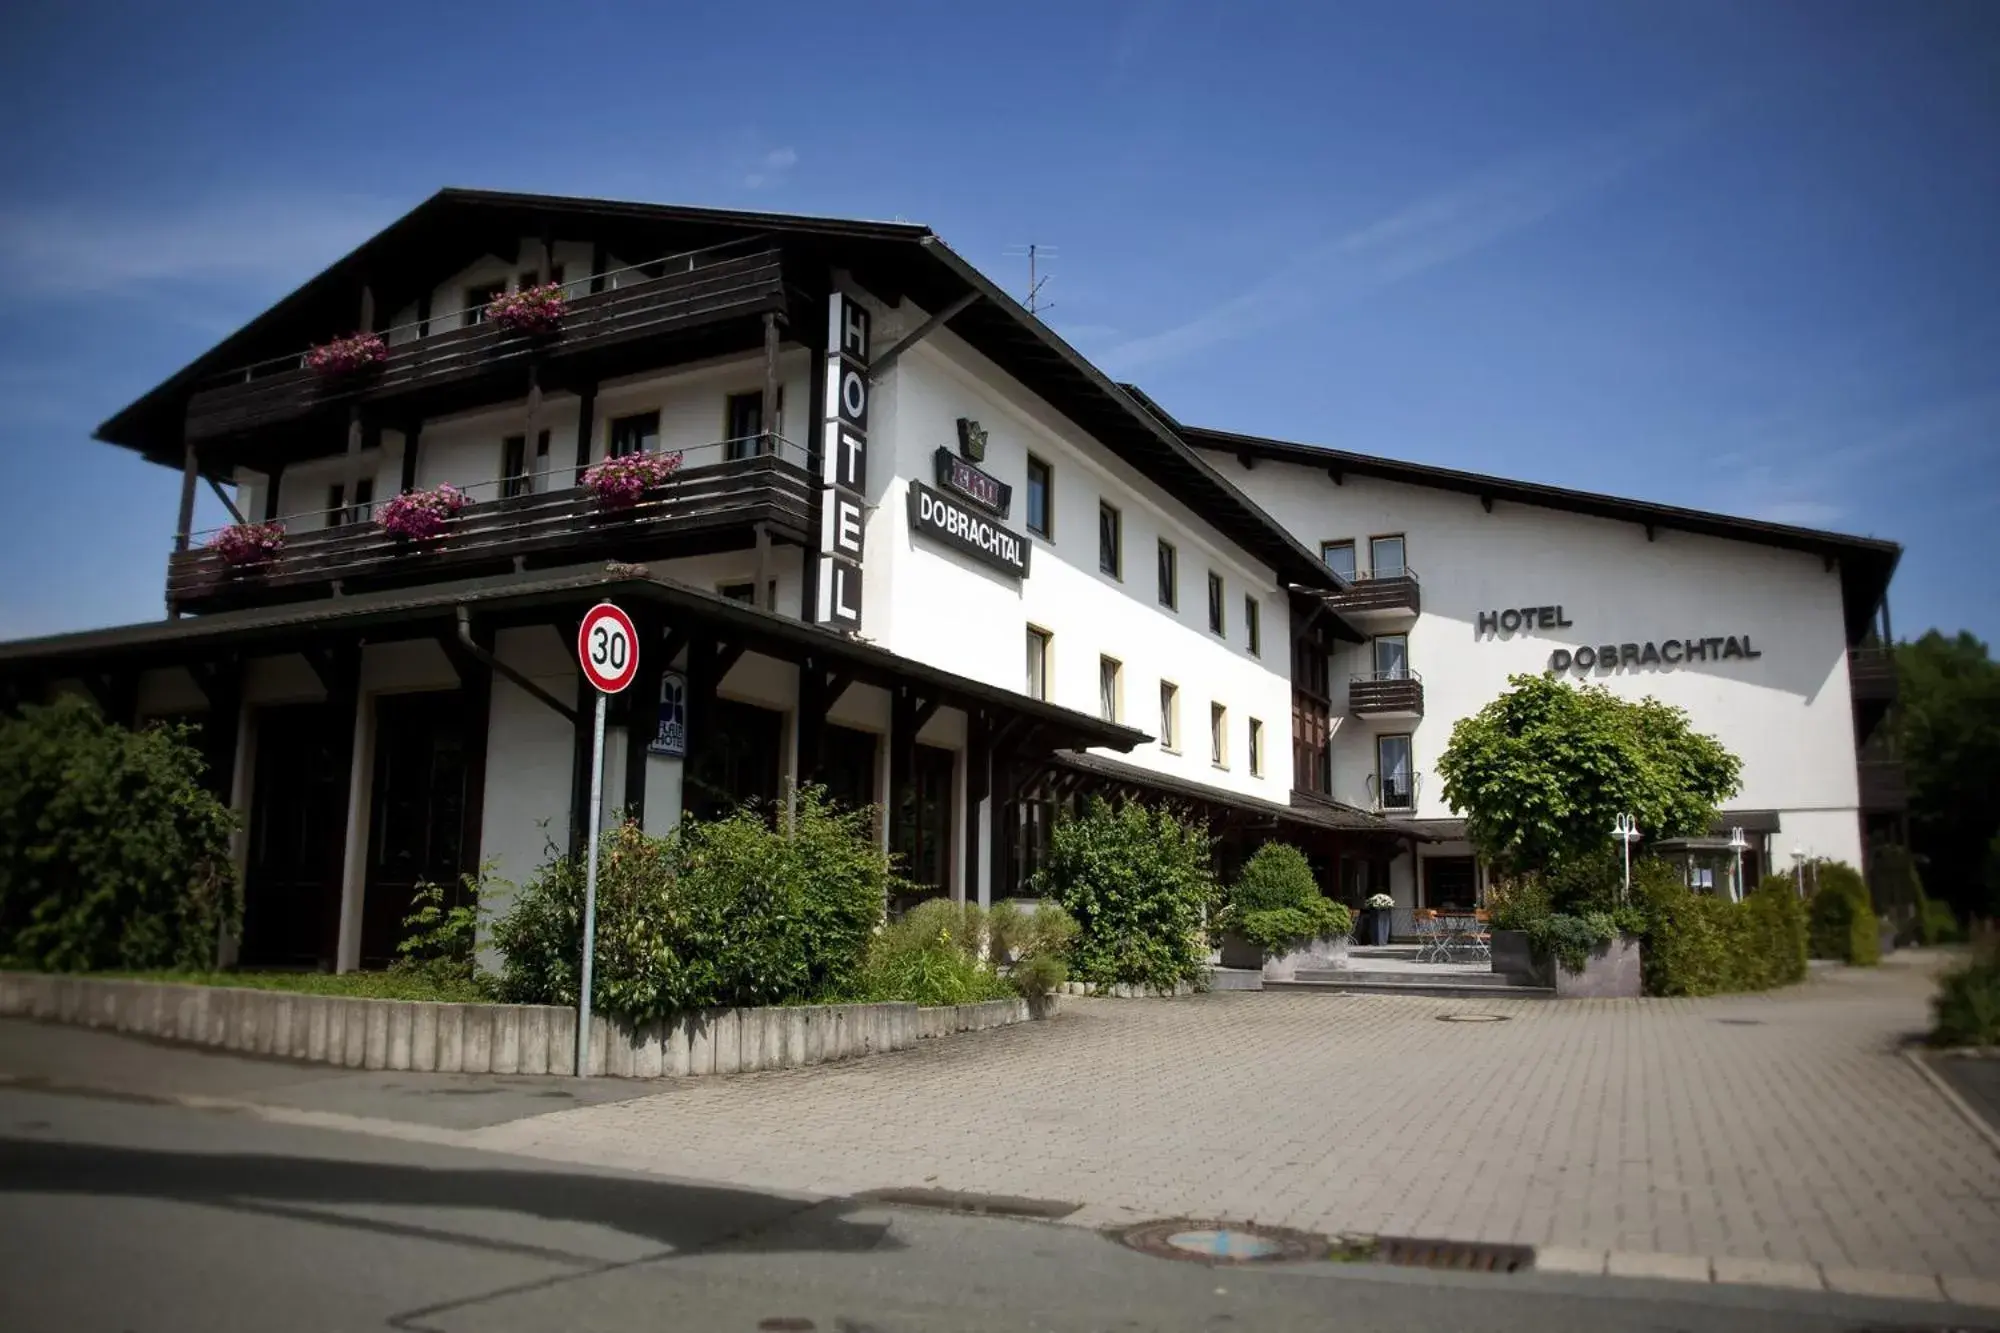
467 953 2000 1283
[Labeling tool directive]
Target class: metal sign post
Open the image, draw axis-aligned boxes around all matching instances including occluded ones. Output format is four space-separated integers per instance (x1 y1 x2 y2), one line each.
573 601 639 1077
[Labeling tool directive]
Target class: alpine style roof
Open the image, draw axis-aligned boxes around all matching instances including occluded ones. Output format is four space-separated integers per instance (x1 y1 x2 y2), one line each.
95 188 1342 595
1120 386 1901 642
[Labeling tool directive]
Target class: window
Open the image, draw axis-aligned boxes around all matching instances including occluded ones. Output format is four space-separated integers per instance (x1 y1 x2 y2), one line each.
1099 655 1121 722
1423 856 1478 911
464 281 505 327
1210 702 1228 768
1026 626 1051 701
1370 534 1407 579
1098 502 1121 578
1249 718 1265 777
725 389 780 461
1321 540 1356 582
1026 455 1052 538
325 477 373 528
1245 596 1261 657
1156 540 1178 609
1377 734 1414 810
1159 681 1180 752
1374 634 1410 679
608 410 659 459
1207 572 1225 636
501 434 530 498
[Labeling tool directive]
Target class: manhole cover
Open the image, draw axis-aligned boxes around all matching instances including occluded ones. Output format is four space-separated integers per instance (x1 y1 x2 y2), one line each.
1117 1219 1326 1264
1437 1013 1510 1023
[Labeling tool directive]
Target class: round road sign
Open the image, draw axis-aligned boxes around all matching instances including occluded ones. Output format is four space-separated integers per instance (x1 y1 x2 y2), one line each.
577 602 640 694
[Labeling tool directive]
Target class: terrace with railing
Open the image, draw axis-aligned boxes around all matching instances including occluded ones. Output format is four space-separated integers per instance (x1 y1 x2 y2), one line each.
1320 566 1421 621
169 436 813 614
1348 669 1425 717
184 238 789 443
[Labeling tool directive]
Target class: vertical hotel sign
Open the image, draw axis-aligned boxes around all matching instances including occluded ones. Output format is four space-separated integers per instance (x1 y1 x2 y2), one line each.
815 291 868 631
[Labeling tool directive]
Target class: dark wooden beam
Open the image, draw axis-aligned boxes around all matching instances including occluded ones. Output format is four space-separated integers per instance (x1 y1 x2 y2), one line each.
174 441 199 554
622 607 666 823
300 643 360 699
889 686 916 862
1327 467 1343 486
761 311 780 457
1479 494 1494 514
205 475 245 526
399 424 420 494
911 695 942 734
262 462 286 522
573 385 597 485
963 711 989 903
589 242 608 295
416 291 431 339
797 658 828 791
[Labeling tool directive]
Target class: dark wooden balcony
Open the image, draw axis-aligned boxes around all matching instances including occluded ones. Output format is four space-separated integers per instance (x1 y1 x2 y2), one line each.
1322 568 1421 621
1348 670 1424 718
1848 646 1898 705
168 443 813 615
185 244 787 443
1857 757 1908 812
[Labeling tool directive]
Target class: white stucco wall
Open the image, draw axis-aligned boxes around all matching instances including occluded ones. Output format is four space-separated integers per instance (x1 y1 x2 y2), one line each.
478 626 577 921
1201 452 1867 868
854 309 1294 800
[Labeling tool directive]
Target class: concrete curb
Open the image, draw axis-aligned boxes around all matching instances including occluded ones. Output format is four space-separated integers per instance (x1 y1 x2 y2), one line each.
0 973 1056 1080
1534 1246 1985 1308
1903 1047 2000 1157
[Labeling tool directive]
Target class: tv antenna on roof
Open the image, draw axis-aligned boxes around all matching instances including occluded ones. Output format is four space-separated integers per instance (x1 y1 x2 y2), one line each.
1003 243 1057 315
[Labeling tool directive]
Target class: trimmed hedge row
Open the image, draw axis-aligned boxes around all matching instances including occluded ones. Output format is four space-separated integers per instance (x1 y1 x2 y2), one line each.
1636 870 1808 997
1807 862 1880 966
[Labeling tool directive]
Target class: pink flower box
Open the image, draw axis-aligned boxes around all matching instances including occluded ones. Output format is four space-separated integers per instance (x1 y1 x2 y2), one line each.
377 484 468 541
582 451 683 508
304 332 388 377
486 283 569 335
206 521 286 567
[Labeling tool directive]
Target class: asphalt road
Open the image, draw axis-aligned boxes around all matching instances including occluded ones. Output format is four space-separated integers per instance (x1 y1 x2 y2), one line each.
3 1018 1995 1332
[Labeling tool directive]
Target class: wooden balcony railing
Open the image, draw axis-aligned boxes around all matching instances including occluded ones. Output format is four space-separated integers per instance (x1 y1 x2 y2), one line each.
185 243 787 442
1857 758 1908 812
1848 646 1899 704
168 443 813 614
1322 568 1421 618
1348 670 1425 717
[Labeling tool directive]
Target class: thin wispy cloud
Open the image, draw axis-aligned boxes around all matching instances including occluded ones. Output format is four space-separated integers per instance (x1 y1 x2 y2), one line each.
1101 105 1720 374
0 191 403 298
743 146 799 189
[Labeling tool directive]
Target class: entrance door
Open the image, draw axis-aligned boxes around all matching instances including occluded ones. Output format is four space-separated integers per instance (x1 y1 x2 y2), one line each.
240 704 347 968
897 744 955 898
821 724 879 819
361 692 470 968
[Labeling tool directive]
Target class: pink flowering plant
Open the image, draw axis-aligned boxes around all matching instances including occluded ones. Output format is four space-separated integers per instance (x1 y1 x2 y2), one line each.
206 521 286 567
376 484 469 541
304 332 388 377
486 283 568 335
582 451 683 508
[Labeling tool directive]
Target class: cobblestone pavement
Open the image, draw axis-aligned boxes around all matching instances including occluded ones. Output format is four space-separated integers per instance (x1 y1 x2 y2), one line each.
466 953 2000 1283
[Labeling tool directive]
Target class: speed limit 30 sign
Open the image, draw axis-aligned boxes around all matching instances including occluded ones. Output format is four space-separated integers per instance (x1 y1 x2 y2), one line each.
576 601 639 694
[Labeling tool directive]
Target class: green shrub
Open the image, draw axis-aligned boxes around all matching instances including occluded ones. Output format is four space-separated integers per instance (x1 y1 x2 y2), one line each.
1867 842 1923 920
988 900 1077 997
0 697 238 973
1043 798 1217 991
1807 861 1879 965
1220 843 1352 952
1918 894 1963 945
489 786 895 1018
1485 875 1552 931
1930 945 2000 1047
1634 872 1808 995
392 869 488 993
1007 952 1068 998
848 899 1013 1006
1526 911 1619 974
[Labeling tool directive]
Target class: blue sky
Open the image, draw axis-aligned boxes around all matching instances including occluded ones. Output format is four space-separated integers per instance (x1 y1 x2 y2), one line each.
2 0 1995 644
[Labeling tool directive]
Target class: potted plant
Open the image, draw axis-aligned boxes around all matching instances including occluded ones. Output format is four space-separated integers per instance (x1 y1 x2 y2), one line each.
1363 892 1394 945
485 282 569 336
376 484 468 542
582 450 683 509
304 332 388 378
1215 844 1356 981
205 520 286 569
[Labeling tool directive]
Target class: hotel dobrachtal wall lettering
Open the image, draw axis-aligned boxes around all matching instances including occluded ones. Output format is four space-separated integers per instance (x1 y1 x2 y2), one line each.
816 292 869 631
909 416 1031 579
1473 604 1764 673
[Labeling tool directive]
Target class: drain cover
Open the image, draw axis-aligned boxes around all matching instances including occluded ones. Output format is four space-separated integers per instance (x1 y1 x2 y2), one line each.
1118 1219 1327 1264
1373 1235 1534 1272
1437 1013 1510 1023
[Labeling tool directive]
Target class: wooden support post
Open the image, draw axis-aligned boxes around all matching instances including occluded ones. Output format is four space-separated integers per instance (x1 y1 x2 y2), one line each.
889 687 916 864
263 462 286 522
761 311 780 457
400 423 420 494
589 242 608 295
574 385 597 485
174 441 199 553
797 659 827 791
188 659 243 804
963 711 989 906
567 661 595 860
416 291 431 339
621 611 665 823
438 622 493 876
801 285 829 622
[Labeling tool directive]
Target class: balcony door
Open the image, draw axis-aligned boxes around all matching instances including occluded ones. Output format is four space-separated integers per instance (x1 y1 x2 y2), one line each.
1373 634 1409 680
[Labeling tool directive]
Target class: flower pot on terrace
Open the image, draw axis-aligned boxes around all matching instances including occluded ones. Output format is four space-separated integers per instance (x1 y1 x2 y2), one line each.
1365 909 1391 946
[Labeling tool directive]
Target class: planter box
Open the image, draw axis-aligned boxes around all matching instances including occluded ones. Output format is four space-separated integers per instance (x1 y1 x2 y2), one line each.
1217 934 1350 980
1493 930 1643 997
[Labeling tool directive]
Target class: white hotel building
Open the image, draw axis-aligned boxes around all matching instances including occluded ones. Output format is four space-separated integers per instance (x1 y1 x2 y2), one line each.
0 191 1901 966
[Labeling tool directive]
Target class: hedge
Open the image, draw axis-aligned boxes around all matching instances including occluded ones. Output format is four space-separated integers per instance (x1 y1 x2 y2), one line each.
1807 861 1879 966
1636 871 1808 997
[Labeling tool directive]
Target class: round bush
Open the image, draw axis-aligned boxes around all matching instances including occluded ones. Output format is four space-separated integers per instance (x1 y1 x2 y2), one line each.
0 698 238 973
1807 861 1879 966
1044 799 1216 990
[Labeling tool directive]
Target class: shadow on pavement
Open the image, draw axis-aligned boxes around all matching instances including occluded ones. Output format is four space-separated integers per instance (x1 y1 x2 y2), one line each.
0 1135 897 1259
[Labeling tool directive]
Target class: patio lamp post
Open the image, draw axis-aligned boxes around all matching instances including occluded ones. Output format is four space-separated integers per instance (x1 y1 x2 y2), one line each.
1726 827 1748 904
1612 813 1641 905
1791 844 1807 899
